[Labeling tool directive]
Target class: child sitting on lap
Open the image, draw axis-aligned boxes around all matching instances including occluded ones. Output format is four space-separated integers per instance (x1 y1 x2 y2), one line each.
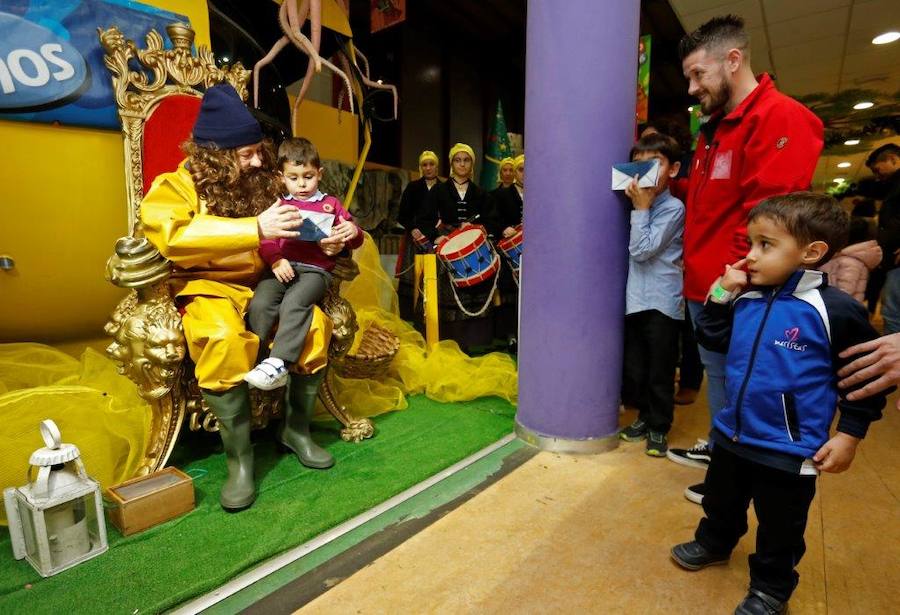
245 137 363 390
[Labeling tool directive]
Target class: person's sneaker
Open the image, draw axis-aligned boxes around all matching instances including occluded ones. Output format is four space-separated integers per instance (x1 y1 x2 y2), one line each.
670 540 730 570
674 387 700 405
735 589 788 615
243 357 289 390
619 419 648 442
646 431 668 457
684 482 706 505
666 439 711 469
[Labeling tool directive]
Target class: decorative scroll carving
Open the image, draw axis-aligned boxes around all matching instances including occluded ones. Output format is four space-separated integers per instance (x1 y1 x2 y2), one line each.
97 23 249 231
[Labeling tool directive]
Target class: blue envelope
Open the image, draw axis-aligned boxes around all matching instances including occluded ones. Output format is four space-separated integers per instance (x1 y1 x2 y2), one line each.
296 211 335 242
611 159 660 190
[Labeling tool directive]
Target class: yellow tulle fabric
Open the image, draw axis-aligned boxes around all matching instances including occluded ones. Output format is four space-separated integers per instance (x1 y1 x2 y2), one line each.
327 234 518 416
0 344 150 524
0 235 517 523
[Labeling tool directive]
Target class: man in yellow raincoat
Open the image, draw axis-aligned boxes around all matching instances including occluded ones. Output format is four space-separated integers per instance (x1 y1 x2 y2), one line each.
141 84 339 511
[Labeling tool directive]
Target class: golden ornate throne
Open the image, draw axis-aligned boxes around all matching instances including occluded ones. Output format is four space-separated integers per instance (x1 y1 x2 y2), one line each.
99 23 381 476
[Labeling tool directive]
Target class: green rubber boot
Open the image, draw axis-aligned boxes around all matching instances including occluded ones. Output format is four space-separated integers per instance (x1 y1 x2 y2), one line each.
279 371 335 469
202 384 256 511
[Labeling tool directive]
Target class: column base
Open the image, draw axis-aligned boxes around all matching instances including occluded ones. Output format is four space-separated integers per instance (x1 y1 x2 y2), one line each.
514 420 619 454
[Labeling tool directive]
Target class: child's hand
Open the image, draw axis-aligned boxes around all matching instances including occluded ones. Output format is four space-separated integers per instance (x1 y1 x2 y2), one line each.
624 175 654 211
272 259 295 283
411 228 425 241
720 258 749 292
813 432 860 473
502 226 517 238
331 215 359 243
318 238 344 256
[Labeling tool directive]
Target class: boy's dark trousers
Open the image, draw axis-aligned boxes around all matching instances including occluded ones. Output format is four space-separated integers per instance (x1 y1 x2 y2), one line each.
248 263 331 363
622 309 680 433
696 445 817 602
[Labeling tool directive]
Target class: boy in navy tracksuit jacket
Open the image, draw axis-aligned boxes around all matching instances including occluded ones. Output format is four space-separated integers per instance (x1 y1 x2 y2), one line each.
671 193 889 615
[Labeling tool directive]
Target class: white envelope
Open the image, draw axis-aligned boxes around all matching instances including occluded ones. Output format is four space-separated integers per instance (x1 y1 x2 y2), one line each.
611 159 660 190
296 211 335 242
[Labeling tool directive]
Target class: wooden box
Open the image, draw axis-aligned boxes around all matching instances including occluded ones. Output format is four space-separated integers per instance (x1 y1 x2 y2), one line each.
106 467 195 536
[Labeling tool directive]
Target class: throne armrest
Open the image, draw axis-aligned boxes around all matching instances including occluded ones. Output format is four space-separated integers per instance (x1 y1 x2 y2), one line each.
104 236 186 401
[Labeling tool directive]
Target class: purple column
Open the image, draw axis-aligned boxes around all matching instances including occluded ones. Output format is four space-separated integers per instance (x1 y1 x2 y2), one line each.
516 0 640 451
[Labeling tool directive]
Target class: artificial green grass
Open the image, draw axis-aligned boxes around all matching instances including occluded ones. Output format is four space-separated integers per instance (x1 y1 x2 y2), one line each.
0 395 515 614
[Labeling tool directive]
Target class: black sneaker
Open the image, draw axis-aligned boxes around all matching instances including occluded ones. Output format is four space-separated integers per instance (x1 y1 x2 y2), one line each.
735 589 788 615
619 419 648 442
666 439 711 469
684 482 705 505
670 540 730 570
646 431 668 457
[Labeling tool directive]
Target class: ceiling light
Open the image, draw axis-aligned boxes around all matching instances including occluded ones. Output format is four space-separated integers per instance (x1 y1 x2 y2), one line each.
837 162 852 168
845 139 861 145
853 101 874 110
872 31 900 45
833 178 846 183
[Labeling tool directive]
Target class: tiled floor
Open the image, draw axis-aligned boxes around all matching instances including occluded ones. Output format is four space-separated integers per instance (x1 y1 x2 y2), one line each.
298 387 899 614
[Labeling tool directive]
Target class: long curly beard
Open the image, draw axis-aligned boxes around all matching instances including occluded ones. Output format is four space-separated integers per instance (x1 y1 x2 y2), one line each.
182 140 281 218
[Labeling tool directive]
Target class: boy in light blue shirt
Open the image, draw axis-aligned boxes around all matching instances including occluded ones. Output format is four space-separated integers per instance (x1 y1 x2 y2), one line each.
620 133 686 456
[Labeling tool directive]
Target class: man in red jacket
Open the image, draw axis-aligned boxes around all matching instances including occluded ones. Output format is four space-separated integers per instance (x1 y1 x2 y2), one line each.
665 15 824 507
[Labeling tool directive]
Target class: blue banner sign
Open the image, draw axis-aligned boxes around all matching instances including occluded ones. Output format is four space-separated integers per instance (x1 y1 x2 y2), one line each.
0 0 189 129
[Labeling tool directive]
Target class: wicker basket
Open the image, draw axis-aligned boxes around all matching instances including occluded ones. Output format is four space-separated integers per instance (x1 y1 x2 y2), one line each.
332 322 400 380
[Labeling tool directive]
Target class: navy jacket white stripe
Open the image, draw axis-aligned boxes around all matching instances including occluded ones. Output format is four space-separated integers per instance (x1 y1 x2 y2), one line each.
695 269 887 459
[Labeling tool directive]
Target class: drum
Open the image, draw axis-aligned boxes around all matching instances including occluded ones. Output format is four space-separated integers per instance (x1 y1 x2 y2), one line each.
496 224 523 273
437 225 500 288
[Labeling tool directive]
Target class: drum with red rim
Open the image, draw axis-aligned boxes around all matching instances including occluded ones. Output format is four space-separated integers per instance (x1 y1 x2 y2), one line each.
437 225 500 288
496 224 523 273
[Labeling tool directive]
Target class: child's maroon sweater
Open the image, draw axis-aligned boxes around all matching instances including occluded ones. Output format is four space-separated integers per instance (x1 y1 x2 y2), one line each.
258 193 363 272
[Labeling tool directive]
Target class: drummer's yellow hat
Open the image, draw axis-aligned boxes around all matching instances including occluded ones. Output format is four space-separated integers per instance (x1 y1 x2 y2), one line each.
418 150 438 168
449 142 476 163
499 157 515 170
514 154 525 169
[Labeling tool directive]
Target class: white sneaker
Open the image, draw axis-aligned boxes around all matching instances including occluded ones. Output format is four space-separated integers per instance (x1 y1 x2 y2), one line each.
244 358 289 390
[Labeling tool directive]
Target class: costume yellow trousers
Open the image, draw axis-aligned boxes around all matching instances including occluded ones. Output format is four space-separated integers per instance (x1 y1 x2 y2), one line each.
181 294 331 392
181 296 258 391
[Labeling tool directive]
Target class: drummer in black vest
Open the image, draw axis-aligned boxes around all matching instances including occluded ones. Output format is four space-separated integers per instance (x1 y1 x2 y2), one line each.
492 154 524 352
432 143 495 240
427 143 499 351
396 150 442 320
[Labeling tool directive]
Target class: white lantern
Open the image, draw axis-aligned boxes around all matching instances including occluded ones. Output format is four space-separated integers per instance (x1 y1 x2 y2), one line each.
3 419 108 577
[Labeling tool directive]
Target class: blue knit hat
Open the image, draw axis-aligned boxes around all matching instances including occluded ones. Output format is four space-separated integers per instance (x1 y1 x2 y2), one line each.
192 84 262 149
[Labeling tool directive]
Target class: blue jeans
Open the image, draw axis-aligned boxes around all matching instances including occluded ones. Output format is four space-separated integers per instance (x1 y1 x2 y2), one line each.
882 268 900 335
688 301 727 431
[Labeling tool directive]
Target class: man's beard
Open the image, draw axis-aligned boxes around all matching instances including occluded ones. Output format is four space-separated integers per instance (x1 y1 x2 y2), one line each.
207 166 279 218
700 73 731 115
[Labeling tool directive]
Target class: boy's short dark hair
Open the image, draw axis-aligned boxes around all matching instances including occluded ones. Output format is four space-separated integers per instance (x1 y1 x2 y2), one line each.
277 137 321 169
630 133 682 166
678 14 749 61
865 143 900 168
748 192 849 265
